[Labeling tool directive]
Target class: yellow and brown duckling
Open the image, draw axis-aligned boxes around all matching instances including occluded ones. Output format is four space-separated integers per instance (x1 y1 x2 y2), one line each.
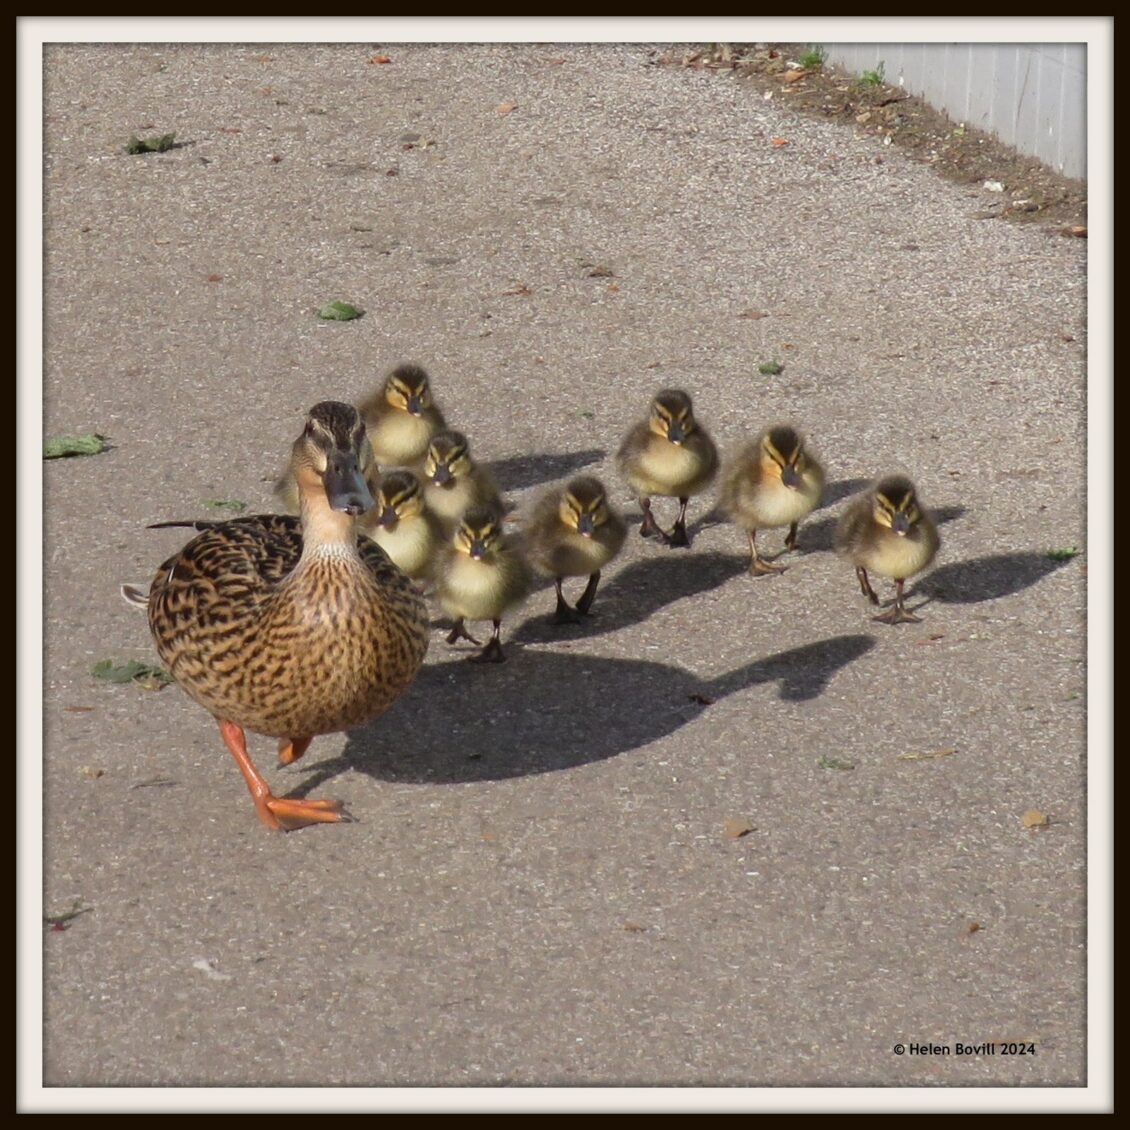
139 402 429 830
435 505 531 663
362 468 444 583
719 425 825 574
525 475 627 624
835 474 940 625
358 362 447 469
617 388 718 548
422 429 505 533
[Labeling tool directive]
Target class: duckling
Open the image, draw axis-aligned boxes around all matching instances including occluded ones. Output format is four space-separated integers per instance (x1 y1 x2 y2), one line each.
719 425 825 574
422 429 505 533
140 402 429 830
525 475 627 623
617 388 718 548
835 474 940 625
361 468 444 583
435 506 531 662
358 362 447 469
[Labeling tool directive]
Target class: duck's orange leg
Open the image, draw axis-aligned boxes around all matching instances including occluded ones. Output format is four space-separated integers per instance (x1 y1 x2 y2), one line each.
218 721 343 831
277 736 313 766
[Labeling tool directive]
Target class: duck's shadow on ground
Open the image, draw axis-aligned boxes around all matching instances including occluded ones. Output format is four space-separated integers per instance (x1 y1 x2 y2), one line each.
492 448 606 494
914 551 1079 604
286 634 875 789
513 550 749 642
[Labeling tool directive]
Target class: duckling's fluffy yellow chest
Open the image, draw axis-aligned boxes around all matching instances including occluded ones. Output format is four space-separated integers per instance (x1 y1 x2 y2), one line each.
723 469 823 530
624 435 716 497
365 516 437 580
425 474 490 527
437 550 529 622
531 527 622 578
857 526 939 580
370 411 436 467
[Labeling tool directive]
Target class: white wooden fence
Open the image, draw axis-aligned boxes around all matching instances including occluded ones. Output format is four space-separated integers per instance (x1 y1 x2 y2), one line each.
822 43 1086 180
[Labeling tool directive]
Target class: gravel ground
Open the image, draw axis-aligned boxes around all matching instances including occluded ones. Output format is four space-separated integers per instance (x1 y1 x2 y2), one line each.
28 39 1101 1111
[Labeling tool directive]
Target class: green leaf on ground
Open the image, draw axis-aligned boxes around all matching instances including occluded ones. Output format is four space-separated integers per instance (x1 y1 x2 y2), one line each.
758 360 784 375
92 659 173 690
44 434 109 459
1046 546 1080 561
317 301 363 321
125 132 177 154
202 499 247 513
818 756 855 771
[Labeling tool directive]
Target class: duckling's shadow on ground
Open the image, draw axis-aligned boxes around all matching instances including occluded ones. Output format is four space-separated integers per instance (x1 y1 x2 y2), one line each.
802 503 967 554
290 635 876 787
491 448 606 494
914 551 1079 604
511 550 748 642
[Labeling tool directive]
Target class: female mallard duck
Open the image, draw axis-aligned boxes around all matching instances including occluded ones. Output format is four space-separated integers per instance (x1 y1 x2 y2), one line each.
617 389 718 548
835 474 940 625
358 362 447 469
140 402 429 830
525 475 626 624
719 425 825 574
421 429 504 533
362 468 444 583
435 506 531 662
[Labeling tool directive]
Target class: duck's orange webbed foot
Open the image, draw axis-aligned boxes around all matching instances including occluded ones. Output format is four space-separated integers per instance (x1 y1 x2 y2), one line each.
219 720 344 831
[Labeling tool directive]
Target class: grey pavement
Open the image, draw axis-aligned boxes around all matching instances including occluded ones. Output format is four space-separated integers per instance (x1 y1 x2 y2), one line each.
34 42 1092 1103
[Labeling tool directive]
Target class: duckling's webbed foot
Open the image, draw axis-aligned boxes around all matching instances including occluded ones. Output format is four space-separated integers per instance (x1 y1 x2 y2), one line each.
747 530 786 574
468 621 507 663
666 497 692 548
855 566 879 604
553 579 584 625
574 570 601 616
446 618 481 646
872 580 922 625
638 497 666 540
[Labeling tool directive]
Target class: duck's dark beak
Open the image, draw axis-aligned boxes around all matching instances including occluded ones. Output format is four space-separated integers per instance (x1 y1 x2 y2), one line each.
432 464 452 487
406 394 423 417
577 514 595 538
782 464 801 490
891 512 910 536
667 422 686 445
324 453 376 516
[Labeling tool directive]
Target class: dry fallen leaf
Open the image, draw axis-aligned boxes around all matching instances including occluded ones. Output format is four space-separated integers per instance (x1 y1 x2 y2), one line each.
723 817 755 840
739 308 768 319
82 766 105 779
1021 809 1049 828
967 921 981 934
770 136 789 146
206 273 223 282
782 69 806 83
502 283 532 296
495 102 518 114
65 706 95 713
623 921 647 933
1068 225 1087 237
368 54 392 64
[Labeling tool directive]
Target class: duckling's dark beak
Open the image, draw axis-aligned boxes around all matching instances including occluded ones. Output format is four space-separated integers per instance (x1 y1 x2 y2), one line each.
377 505 398 529
470 539 488 560
667 423 686 445
782 464 802 490
891 512 910 536
324 454 376 516
432 464 452 487
577 514 595 538
407 394 423 417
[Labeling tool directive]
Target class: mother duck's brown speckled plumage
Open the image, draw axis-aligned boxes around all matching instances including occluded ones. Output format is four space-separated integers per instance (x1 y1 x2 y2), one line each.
141 401 429 830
